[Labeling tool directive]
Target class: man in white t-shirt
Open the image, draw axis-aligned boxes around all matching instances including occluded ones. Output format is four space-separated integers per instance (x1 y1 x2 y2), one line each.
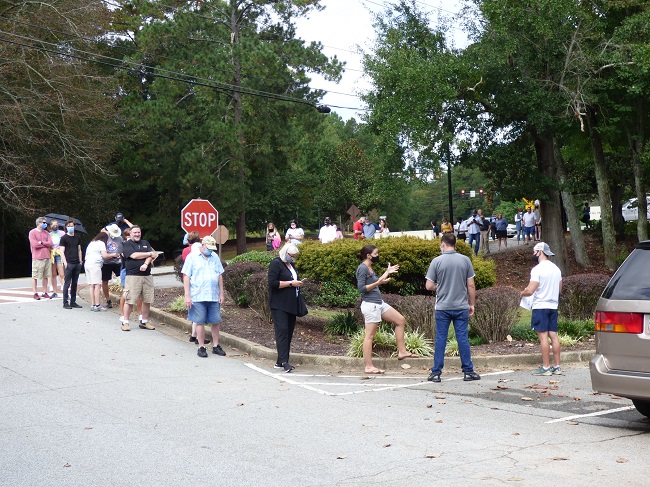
520 242 563 376
318 217 337 244
522 207 536 244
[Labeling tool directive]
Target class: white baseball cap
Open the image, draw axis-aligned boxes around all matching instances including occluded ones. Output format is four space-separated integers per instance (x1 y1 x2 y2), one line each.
533 242 554 256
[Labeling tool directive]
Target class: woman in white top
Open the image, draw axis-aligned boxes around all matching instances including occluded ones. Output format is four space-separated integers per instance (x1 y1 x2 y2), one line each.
85 233 118 311
375 218 390 238
284 219 304 245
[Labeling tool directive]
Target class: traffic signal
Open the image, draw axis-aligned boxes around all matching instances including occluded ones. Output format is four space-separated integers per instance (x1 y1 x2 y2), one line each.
460 189 466 198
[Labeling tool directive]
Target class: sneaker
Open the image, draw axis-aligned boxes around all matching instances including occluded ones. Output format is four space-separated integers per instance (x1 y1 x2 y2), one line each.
41 293 51 299
106 300 113 309
90 305 97 312
33 293 40 300
463 371 481 381
70 302 82 308
212 344 226 356
273 363 283 369
427 372 441 383
50 293 58 298
551 366 562 375
95 305 107 311
139 322 155 330
197 347 208 358
532 366 552 376
121 322 130 332
189 336 211 345
63 302 72 309
282 362 295 373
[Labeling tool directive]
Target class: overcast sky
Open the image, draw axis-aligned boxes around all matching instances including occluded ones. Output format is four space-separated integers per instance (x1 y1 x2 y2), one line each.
294 0 468 121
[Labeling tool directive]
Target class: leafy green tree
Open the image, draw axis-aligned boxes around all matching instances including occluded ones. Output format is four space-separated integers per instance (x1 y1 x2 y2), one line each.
113 0 342 252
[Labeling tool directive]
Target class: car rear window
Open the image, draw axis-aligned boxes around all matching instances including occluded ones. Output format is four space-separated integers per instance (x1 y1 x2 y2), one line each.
602 247 650 300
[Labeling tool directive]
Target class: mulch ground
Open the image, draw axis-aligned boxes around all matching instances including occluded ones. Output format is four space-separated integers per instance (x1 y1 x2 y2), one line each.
156 232 614 357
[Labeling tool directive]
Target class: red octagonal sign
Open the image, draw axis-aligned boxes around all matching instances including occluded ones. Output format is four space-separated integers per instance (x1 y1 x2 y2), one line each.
181 199 219 237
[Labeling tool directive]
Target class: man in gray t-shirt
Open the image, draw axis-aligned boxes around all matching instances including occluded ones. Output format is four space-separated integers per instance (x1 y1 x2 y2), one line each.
425 233 480 383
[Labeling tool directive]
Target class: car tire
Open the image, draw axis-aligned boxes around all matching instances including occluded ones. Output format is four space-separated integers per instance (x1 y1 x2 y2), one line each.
632 399 650 418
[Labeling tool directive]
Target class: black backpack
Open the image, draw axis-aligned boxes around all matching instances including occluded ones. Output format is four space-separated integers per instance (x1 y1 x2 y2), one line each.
481 218 490 231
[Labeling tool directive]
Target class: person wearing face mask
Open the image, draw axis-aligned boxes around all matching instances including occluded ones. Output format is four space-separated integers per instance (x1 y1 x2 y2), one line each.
268 243 306 372
48 220 66 297
284 219 304 245
266 223 281 251
59 220 83 309
356 244 419 374
318 217 337 244
121 225 158 332
182 236 226 358
425 233 480 383
29 217 54 300
520 242 563 376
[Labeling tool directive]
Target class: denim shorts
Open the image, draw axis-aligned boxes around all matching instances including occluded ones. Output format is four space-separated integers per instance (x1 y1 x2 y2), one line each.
360 301 392 324
188 301 222 325
53 254 62 265
531 308 559 333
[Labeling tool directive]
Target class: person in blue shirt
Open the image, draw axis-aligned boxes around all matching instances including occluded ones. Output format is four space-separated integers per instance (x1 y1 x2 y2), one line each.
495 213 509 251
182 236 226 358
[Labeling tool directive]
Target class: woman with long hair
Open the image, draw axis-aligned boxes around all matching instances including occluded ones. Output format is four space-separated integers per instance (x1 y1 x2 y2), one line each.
356 244 418 374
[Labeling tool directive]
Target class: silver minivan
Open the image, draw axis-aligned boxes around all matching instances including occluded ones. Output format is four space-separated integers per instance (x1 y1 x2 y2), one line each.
590 241 650 417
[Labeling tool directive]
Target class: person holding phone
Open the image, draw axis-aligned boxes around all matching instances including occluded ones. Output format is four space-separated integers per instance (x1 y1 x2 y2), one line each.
356 244 418 374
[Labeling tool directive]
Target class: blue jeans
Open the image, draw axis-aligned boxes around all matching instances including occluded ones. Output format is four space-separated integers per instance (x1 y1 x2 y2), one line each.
467 233 480 255
431 309 474 374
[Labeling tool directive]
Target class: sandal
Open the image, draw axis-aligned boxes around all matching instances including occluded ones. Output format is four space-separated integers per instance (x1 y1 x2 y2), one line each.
398 352 420 360
365 368 385 375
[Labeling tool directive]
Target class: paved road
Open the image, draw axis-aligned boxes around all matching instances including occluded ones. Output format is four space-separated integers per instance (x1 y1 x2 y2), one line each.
1 273 648 486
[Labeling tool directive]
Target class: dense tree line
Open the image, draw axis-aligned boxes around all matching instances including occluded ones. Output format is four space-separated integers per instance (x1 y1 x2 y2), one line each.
2 0 649 276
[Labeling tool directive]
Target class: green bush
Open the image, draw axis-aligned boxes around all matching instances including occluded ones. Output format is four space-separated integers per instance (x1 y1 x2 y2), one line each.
558 318 594 339
295 237 493 295
243 271 271 323
222 261 267 306
324 312 359 337
509 321 537 341
167 295 185 313
346 328 433 358
470 286 521 342
315 280 360 308
228 250 275 267
558 273 609 321
471 255 497 289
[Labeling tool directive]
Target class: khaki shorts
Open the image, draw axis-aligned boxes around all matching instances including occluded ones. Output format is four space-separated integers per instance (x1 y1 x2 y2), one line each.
31 259 50 280
124 275 155 305
85 265 102 285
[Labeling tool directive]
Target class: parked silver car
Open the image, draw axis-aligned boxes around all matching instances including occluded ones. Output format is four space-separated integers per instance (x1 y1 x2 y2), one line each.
590 241 650 418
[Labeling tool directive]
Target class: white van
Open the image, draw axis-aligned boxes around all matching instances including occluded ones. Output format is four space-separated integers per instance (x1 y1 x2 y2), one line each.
622 197 650 221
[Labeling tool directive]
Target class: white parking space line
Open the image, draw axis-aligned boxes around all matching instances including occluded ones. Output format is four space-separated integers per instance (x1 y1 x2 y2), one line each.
545 405 636 424
245 364 514 396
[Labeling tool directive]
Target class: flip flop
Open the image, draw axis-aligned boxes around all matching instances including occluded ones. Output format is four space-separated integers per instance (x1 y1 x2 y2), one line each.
365 369 385 375
398 353 420 360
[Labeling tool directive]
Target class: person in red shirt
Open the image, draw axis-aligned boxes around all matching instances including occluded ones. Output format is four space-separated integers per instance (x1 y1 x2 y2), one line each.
353 217 365 240
29 216 53 300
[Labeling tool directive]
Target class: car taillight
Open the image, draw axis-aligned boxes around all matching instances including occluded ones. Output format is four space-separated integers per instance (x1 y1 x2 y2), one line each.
595 311 644 334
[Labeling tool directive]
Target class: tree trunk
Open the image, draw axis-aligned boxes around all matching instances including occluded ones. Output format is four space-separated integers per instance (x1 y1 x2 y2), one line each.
587 108 617 270
630 96 648 242
556 147 589 267
531 128 570 276
610 183 625 239
230 1 247 255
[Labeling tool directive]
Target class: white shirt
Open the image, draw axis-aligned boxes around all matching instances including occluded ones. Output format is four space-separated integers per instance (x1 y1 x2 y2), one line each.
318 224 337 244
285 227 304 245
85 240 106 266
522 211 536 227
530 260 562 309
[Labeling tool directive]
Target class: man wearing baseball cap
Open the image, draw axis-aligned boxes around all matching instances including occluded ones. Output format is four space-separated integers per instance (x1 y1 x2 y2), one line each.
105 212 133 234
181 236 226 358
520 242 563 376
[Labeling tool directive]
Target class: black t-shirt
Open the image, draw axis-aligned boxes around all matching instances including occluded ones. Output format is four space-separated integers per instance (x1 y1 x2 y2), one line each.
123 239 153 276
59 234 82 264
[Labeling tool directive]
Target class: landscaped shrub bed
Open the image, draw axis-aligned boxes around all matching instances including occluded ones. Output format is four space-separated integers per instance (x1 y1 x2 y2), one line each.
558 273 609 321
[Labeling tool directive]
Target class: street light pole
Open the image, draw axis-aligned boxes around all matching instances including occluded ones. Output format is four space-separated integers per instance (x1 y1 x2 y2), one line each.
447 159 453 224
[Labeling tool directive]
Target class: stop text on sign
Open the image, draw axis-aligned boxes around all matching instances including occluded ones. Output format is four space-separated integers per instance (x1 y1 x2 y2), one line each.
183 212 216 227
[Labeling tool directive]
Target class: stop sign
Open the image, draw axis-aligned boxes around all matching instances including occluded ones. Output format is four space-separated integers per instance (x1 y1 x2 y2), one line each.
181 199 219 237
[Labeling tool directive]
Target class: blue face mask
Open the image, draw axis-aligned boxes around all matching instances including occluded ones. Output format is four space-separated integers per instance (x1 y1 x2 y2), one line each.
40 223 48 229
202 249 213 257
66 227 74 234
285 255 294 264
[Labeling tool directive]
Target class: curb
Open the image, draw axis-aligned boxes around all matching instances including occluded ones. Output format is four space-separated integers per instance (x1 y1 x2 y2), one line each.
142 299 595 371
